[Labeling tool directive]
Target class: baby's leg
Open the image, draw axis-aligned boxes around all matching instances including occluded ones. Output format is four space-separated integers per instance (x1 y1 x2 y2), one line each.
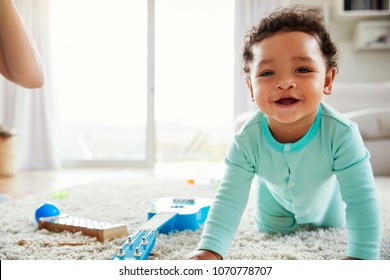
312 186 346 228
254 183 297 234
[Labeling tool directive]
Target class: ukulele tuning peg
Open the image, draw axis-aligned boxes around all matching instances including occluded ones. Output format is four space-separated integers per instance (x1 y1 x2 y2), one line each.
134 247 142 257
141 236 148 245
118 248 125 257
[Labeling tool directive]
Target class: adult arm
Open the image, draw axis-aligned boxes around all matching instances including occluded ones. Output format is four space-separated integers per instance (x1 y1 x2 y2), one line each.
0 0 44 88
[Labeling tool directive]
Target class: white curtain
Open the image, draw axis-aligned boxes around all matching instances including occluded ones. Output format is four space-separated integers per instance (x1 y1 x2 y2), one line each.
233 0 291 118
0 0 59 170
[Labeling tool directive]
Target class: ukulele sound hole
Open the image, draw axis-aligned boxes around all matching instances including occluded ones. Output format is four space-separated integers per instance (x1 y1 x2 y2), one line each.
172 199 195 208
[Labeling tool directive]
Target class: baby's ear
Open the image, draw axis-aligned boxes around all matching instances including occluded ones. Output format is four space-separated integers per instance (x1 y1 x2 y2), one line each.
323 87 331 95
323 67 337 95
245 77 254 101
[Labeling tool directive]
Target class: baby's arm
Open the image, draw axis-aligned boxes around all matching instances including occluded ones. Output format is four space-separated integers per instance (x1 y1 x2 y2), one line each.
0 0 44 88
189 130 255 260
188 250 222 260
334 124 381 260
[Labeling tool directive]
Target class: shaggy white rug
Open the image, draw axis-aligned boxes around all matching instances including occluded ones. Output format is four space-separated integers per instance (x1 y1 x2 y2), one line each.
0 176 389 260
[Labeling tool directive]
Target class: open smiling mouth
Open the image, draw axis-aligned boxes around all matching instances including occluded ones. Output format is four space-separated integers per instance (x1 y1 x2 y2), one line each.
275 97 299 106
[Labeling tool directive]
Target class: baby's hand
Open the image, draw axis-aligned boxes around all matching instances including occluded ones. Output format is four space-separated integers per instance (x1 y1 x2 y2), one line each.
188 250 222 260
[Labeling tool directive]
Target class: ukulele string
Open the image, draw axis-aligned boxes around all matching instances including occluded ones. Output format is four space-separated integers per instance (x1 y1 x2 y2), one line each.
138 211 179 243
121 212 171 255
121 230 142 255
140 199 190 241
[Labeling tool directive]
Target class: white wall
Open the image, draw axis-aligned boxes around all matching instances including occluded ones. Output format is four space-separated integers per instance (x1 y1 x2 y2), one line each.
293 0 390 83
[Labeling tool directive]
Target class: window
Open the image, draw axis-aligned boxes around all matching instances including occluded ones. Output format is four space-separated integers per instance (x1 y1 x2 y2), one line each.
50 0 150 167
155 0 234 162
50 0 234 167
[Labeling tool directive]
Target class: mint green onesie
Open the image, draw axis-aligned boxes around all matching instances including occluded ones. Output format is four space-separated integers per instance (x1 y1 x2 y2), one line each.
199 103 381 259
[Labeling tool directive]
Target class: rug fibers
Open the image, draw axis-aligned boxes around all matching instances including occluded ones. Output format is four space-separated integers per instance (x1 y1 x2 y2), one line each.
0 176 389 260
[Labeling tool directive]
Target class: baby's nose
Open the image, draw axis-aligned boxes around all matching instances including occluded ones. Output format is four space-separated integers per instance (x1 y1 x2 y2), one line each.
275 77 297 90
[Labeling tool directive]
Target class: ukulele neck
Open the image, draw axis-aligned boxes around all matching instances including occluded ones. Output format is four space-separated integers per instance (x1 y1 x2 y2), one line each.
139 212 177 232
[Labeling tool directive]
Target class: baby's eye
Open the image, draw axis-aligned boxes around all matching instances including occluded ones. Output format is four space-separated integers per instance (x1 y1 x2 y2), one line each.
259 71 275 77
296 67 311 73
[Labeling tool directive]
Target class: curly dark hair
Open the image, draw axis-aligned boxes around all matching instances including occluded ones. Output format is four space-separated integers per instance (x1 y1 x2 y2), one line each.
242 6 339 76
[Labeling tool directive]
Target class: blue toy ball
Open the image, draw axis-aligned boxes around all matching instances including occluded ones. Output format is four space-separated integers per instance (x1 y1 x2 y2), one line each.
35 202 60 222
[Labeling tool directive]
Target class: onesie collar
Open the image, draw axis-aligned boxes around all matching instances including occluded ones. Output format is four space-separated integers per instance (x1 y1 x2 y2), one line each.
261 105 322 152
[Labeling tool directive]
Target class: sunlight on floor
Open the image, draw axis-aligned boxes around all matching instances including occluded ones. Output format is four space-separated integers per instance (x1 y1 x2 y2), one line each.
0 161 225 200
154 161 225 181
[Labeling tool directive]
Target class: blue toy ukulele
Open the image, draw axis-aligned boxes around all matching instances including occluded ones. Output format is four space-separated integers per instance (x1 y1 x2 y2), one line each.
112 197 212 260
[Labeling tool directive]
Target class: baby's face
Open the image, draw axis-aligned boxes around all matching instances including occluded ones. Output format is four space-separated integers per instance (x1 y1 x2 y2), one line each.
246 31 335 129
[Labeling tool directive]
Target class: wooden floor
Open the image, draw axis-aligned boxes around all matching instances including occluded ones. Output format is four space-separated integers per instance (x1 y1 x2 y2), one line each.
0 162 224 201
0 168 149 200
